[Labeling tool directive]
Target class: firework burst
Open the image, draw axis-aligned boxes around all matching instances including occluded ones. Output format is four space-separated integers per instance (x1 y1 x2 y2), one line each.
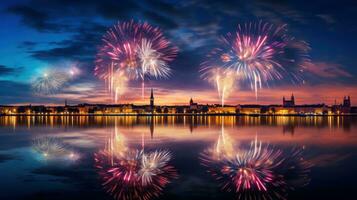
200 137 311 200
95 20 178 101
94 132 177 200
201 21 310 100
31 69 68 95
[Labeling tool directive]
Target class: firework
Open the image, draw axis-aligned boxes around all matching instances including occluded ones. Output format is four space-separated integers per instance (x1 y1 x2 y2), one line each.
138 38 171 79
31 69 68 95
200 137 311 200
32 137 79 161
95 20 178 101
94 132 177 200
201 67 237 106
68 65 81 78
138 150 174 186
201 21 310 100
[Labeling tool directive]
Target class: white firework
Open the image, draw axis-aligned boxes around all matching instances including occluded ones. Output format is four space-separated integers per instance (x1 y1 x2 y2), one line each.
138 150 172 186
138 39 171 79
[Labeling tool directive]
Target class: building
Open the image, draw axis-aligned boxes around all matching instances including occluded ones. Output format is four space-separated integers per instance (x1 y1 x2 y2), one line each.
283 94 295 107
237 105 261 114
207 105 237 114
189 98 198 110
332 96 352 114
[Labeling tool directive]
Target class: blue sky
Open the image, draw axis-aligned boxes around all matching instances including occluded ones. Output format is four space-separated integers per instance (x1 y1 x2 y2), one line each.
0 0 356 105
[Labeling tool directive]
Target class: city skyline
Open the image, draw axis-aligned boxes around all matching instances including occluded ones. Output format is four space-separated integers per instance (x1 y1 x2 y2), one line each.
0 89 354 107
1 90 354 116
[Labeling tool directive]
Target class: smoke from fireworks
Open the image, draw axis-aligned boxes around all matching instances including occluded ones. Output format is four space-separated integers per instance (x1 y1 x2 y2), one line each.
95 20 178 101
200 137 311 200
94 131 177 200
201 21 310 101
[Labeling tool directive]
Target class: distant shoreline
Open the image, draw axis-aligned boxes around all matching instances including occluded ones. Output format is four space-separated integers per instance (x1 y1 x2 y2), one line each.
1 113 356 117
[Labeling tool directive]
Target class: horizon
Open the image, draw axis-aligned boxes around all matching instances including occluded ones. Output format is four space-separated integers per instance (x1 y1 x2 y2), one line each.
2 92 355 107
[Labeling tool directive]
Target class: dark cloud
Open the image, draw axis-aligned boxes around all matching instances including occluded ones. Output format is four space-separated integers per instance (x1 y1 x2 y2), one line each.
29 23 107 62
142 10 179 29
0 65 22 75
7 5 66 32
18 41 38 49
0 80 63 104
0 153 18 163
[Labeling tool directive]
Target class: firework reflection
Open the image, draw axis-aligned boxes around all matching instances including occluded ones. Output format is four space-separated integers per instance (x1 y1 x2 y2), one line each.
94 128 177 200
200 136 311 200
32 137 80 162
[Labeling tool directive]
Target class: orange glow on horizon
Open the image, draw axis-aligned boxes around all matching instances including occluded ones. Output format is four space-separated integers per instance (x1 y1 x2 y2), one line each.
8 83 357 106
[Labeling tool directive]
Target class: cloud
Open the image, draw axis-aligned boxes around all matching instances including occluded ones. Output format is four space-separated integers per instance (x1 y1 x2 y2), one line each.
0 65 22 76
18 41 38 49
0 153 19 163
7 5 66 32
304 62 352 78
316 14 336 24
29 22 107 62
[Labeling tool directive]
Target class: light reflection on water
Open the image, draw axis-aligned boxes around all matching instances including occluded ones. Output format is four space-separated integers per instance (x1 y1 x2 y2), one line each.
0 116 356 200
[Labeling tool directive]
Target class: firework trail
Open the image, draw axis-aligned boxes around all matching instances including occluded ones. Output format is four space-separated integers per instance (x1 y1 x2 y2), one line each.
95 20 178 101
200 137 311 200
94 129 177 200
111 71 129 103
32 137 79 161
201 67 237 106
201 21 310 101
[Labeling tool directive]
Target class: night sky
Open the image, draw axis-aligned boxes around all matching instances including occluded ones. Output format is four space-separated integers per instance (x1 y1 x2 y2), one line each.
0 0 356 105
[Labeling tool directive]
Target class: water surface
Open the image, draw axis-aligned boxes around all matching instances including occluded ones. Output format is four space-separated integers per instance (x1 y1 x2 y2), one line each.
0 116 356 200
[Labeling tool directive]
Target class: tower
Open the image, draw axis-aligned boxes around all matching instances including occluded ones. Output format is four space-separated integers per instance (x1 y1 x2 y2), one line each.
283 94 295 107
190 97 193 105
150 88 154 110
291 93 295 105
343 96 351 107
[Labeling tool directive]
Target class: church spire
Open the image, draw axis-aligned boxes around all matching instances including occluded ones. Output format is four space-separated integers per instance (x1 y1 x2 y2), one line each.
150 88 154 110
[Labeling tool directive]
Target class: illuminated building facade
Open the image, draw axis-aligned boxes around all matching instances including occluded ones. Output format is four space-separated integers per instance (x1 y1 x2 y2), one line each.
0 95 355 115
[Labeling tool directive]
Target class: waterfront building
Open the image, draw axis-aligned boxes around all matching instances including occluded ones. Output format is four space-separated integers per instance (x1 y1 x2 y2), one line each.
0 95 354 115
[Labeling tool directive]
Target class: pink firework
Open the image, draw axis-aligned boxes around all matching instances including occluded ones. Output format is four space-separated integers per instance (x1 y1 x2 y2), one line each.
95 20 178 101
200 138 311 200
201 21 310 100
94 149 177 200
